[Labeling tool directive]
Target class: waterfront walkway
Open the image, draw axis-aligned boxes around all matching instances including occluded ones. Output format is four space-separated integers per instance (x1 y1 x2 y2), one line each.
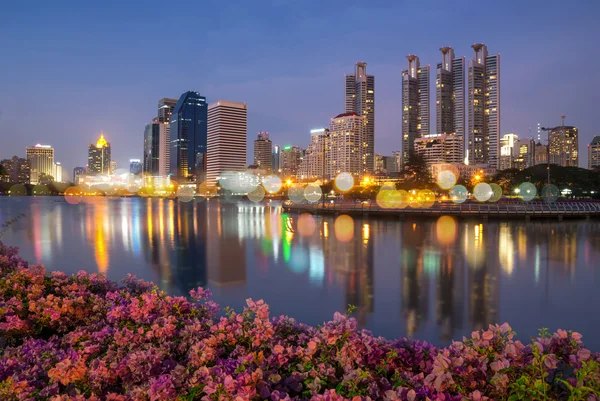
282 200 600 220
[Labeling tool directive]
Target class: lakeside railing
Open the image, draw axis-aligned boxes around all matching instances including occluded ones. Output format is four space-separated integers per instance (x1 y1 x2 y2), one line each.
282 200 600 218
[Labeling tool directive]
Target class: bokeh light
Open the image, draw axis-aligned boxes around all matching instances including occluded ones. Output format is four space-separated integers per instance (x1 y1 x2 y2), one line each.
32 184 49 196
473 183 492 202
221 189 243 203
449 185 468 204
519 182 537 201
375 189 394 209
381 181 395 190
248 185 265 203
418 189 435 208
219 171 258 194
436 216 458 245
334 215 354 242
198 182 218 199
297 213 316 237
489 183 503 202
542 184 560 203
288 185 305 203
176 186 195 202
334 172 354 192
393 190 410 209
304 184 322 203
9 184 27 197
263 175 282 194
64 186 83 205
407 190 422 208
437 170 457 190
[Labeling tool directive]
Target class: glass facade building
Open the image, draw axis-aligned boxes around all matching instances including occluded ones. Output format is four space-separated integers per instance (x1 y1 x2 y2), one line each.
169 91 208 182
143 119 160 175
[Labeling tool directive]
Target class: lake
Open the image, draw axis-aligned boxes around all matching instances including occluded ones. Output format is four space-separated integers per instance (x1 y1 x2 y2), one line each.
1 197 599 349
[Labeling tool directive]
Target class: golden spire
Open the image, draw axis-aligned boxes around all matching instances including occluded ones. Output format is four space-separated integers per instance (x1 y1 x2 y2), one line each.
96 131 108 148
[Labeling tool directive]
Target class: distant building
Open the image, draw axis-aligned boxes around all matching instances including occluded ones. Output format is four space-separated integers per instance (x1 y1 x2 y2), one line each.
549 126 578 167
534 141 548 166
26 144 55 184
143 118 160 175
253 132 272 171
272 144 281 174
73 167 86 185
280 145 304 178
327 112 366 178
53 162 63 182
0 156 30 183
169 91 208 182
158 98 177 123
206 100 248 185
345 62 375 173
499 133 520 170
88 134 111 175
383 156 399 173
110 161 117 175
468 44 500 169
436 47 465 158
589 136 600 169
402 55 430 165
130 159 142 175
392 151 402 172
430 162 492 181
414 133 464 165
298 128 329 180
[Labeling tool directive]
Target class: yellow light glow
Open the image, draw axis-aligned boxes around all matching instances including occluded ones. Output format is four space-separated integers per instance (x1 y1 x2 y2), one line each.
96 134 108 148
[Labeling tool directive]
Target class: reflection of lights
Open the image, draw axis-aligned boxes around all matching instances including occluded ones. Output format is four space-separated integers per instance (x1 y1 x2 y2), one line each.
436 216 457 245
289 246 309 274
534 245 541 284
94 204 109 274
499 224 514 275
423 249 441 276
334 215 354 242
283 231 293 263
362 223 370 241
323 221 329 238
297 213 316 237
308 246 324 286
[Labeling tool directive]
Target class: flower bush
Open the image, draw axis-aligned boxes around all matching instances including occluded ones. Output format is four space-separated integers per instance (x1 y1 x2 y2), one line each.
0 241 599 401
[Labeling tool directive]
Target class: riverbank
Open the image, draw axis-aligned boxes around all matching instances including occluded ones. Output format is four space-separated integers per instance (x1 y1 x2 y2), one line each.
1 242 599 400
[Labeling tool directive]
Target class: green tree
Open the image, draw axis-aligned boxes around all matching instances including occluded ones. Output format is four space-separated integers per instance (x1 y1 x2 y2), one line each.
38 173 55 184
398 153 433 189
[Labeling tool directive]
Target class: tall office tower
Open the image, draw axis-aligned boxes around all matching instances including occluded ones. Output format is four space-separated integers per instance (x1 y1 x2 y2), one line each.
413 133 464 165
0 156 30 183
130 159 142 175
436 47 465 154
280 146 304 178
53 162 63 182
26 144 55 184
534 141 548 166
169 91 208 182
87 134 111 175
345 62 375 173
206 100 248 185
298 128 329 179
402 55 429 164
158 98 177 123
157 98 176 176
499 133 521 170
143 118 160 175
327 112 366 178
253 131 273 171
73 167 86 185
589 136 600 169
272 144 281 173
549 125 579 167
468 44 500 168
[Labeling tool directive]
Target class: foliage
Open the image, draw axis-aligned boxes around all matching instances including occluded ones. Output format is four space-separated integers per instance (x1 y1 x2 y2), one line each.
398 153 434 190
0 242 599 400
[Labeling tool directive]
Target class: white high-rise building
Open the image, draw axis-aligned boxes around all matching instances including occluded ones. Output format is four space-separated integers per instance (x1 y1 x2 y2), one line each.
345 62 375 173
298 128 329 180
413 133 464 165
327 112 366 178
468 43 500 169
499 133 521 170
53 162 63 182
402 55 430 165
26 144 54 184
207 100 248 185
158 124 170 177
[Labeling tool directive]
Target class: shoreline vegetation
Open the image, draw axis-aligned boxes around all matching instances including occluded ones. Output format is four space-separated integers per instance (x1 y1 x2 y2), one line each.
0 242 599 400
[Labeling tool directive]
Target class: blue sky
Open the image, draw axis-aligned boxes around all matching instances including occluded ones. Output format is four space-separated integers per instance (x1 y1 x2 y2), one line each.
1 0 599 176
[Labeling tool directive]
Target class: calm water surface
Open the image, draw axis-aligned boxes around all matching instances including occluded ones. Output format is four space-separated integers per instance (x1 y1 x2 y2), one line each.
1 197 599 349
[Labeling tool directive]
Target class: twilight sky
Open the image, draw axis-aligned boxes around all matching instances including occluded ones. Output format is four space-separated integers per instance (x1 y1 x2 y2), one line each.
1 0 599 177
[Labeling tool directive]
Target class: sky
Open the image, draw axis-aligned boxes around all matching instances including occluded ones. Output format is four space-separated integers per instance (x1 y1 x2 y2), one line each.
1 0 599 178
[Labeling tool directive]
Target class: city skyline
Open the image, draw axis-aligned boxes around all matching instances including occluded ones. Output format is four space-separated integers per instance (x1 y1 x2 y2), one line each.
1 1 598 172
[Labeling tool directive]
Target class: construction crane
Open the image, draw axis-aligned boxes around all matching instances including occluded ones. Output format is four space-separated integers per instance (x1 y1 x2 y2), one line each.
540 115 566 186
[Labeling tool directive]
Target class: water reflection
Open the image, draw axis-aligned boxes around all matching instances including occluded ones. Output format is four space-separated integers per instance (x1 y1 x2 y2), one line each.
1 198 599 348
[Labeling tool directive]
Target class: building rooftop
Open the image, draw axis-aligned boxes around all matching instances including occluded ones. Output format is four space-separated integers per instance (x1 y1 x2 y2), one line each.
332 112 360 119
591 136 600 146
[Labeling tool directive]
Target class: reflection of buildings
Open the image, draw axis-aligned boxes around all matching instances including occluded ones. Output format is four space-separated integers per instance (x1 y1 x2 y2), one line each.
206 203 247 286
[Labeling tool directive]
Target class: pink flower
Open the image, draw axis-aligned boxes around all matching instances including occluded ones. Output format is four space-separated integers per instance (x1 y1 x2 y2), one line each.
482 331 494 341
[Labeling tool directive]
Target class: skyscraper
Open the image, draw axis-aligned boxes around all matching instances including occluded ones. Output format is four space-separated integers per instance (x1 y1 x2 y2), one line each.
253 132 273 171
143 118 160 175
169 91 208 182
53 162 63 182
158 98 177 123
499 133 520 170
280 146 304 178
468 44 500 168
0 156 30 184
130 159 142 175
402 55 429 165
26 144 55 184
549 125 578 167
157 98 177 176
436 47 465 155
345 62 375 173
298 128 329 179
88 134 111 175
413 133 464 166
73 167 86 185
327 112 366 178
589 136 600 169
272 145 281 173
206 100 248 185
